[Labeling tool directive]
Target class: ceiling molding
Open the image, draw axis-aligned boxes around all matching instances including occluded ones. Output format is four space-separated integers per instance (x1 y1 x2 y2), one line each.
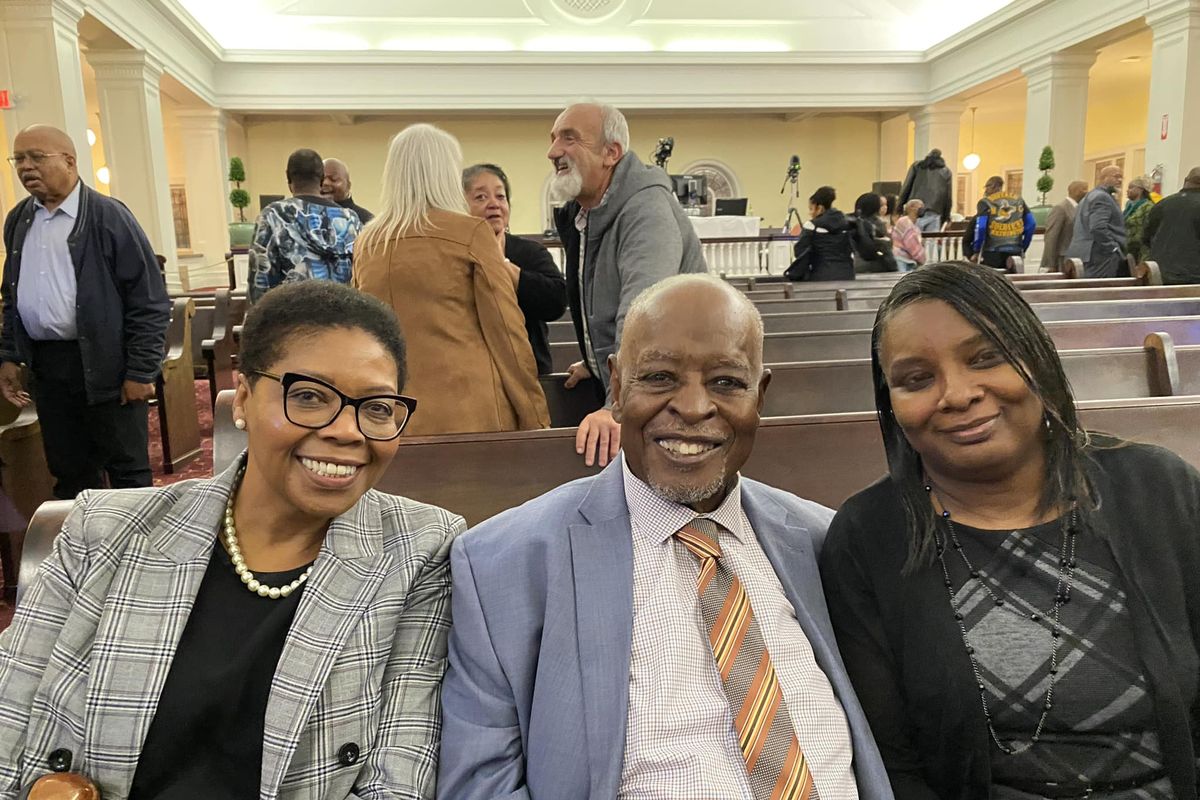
82 0 219 105
214 49 930 66
926 0 1148 102
213 60 929 112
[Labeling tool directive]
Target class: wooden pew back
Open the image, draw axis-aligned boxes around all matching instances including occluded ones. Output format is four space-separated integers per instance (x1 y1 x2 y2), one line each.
155 298 202 473
202 392 1200 528
759 316 1200 364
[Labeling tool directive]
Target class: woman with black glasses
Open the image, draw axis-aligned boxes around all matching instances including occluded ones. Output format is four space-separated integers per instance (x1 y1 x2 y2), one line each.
0 281 464 800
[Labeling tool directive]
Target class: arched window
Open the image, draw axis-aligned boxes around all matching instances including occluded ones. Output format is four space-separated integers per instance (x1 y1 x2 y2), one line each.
681 159 742 216
540 171 561 234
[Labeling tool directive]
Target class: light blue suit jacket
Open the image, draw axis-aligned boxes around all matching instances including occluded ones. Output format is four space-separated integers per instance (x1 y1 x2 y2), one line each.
438 460 893 799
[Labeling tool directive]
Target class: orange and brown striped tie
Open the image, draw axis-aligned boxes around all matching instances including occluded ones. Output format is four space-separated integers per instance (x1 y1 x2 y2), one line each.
676 518 817 800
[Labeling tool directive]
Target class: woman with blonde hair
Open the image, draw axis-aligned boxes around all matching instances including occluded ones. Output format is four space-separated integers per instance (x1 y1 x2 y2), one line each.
354 124 549 435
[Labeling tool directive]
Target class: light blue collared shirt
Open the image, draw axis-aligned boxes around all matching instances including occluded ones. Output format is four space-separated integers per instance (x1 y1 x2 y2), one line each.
17 180 81 341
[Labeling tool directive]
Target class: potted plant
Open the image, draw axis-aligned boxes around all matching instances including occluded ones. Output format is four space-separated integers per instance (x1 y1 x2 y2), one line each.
1030 145 1055 226
228 157 255 247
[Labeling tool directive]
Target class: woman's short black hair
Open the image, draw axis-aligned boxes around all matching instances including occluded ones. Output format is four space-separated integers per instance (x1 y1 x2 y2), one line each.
240 281 407 390
809 185 837 209
854 192 882 218
870 261 1093 571
462 163 512 201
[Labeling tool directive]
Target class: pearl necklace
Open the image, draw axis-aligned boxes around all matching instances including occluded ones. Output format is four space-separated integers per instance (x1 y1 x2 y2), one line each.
222 470 314 599
927 483 1079 755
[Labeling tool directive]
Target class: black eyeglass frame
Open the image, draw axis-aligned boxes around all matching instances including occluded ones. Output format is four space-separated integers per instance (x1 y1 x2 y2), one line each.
253 370 417 441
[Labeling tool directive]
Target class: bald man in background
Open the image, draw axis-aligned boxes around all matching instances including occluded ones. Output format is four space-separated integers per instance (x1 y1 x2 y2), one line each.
0 124 169 498
321 157 374 223
1066 165 1127 277
1040 180 1088 271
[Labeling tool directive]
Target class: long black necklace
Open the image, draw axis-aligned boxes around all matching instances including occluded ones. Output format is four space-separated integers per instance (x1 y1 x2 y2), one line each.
926 483 1079 755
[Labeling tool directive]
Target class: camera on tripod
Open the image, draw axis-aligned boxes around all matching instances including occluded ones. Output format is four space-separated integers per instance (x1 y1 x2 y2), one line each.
786 155 801 181
653 137 674 170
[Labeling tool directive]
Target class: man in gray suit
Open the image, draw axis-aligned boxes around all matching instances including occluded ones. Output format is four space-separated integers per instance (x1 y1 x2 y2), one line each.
1066 166 1127 277
550 102 706 468
1040 180 1089 271
439 274 891 800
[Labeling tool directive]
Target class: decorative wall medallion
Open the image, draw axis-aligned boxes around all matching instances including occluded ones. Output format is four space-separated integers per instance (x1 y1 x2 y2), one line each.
523 0 652 26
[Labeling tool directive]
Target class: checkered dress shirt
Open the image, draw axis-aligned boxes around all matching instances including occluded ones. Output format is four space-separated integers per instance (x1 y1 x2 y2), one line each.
617 462 859 799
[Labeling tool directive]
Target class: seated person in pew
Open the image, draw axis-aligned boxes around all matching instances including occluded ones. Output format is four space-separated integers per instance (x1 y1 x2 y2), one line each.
821 261 1200 799
354 124 549 436
463 163 567 376
785 185 857 282
0 282 464 799
439 273 890 799
891 200 928 272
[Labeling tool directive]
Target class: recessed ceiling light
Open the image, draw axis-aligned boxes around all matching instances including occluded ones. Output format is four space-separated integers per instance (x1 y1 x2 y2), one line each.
1120 56 1143 63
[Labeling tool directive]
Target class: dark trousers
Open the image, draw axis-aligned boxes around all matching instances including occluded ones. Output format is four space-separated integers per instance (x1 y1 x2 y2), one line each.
981 250 1016 271
29 341 152 499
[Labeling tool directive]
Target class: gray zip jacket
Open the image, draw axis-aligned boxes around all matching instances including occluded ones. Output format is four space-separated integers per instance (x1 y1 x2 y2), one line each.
555 152 707 401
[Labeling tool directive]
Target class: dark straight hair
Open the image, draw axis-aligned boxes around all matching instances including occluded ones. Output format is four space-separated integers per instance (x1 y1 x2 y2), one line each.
870 261 1094 571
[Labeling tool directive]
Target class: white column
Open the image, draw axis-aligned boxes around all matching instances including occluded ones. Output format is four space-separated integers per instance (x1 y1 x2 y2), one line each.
175 108 230 267
1021 53 1095 205
87 49 177 277
0 0 92 180
1145 0 1200 193
910 105 963 178
879 113 911 184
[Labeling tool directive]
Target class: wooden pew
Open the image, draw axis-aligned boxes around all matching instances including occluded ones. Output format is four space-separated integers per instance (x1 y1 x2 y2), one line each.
200 289 236 410
743 286 794 300
755 284 1200 316
540 374 604 428
759 316 1200 364
760 341 1173 416
0 395 54 602
540 341 1176 427
155 298 202 473
191 392 1200 528
547 297 1200 344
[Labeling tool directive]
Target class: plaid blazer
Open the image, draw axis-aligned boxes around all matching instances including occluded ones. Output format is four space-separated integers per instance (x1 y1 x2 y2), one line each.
0 457 465 800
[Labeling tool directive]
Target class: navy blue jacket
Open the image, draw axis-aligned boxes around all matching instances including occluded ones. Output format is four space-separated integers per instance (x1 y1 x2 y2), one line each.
1 181 170 404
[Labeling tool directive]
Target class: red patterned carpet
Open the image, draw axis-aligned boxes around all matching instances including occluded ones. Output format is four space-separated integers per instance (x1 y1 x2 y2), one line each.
148 380 216 485
0 381 217 630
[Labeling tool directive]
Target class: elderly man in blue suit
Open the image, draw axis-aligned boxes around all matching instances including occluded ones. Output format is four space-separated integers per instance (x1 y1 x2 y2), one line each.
439 273 891 799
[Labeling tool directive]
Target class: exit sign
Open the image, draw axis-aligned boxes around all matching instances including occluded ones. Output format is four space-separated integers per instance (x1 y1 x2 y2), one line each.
0 90 10 110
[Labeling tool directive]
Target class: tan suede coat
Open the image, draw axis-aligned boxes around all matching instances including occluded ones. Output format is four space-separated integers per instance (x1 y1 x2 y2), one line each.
353 209 549 435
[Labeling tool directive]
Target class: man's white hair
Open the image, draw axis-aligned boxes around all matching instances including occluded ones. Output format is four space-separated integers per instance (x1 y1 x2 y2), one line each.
598 103 630 152
568 100 630 152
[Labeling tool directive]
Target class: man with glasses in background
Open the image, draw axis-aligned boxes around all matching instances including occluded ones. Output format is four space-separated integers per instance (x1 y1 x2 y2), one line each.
0 124 169 499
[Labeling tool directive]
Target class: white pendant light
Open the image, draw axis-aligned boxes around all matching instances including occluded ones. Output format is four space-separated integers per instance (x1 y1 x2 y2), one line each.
86 128 97 147
962 107 981 171
96 166 110 185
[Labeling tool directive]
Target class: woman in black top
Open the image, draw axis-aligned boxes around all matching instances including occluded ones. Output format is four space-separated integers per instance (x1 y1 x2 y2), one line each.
851 192 898 274
785 185 855 281
0 282 464 799
821 262 1199 800
463 163 567 375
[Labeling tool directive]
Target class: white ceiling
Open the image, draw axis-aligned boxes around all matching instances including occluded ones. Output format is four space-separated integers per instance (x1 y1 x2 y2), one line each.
173 0 1018 55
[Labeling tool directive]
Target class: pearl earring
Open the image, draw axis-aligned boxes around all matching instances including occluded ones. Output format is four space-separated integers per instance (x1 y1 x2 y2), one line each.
234 418 246 430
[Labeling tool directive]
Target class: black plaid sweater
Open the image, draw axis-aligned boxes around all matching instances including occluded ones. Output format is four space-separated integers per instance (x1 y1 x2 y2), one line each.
821 441 1200 800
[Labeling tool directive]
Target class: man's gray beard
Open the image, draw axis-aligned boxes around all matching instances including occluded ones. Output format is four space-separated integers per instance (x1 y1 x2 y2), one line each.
551 167 583 202
649 473 729 508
